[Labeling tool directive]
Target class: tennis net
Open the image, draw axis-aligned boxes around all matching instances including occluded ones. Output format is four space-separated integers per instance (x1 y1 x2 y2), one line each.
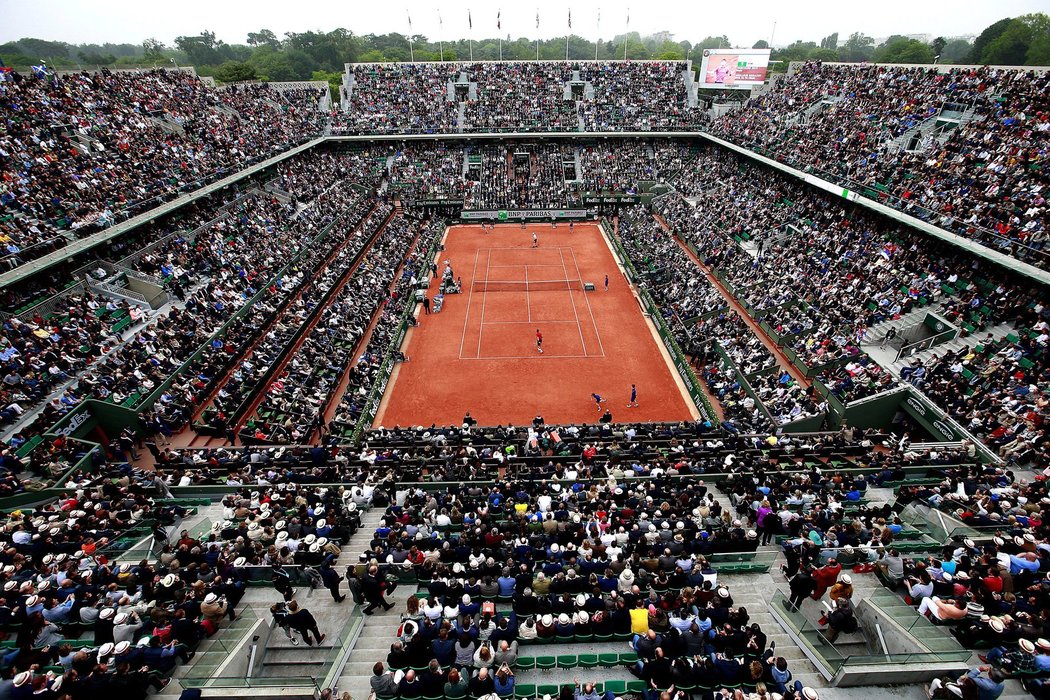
472 279 583 293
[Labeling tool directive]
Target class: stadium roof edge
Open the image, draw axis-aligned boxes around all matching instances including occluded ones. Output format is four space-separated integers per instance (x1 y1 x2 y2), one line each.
5 131 1046 290
697 131 1050 286
787 60 1050 73
0 137 325 289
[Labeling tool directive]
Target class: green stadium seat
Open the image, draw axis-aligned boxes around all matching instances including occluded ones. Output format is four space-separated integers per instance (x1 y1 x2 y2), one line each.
535 656 556 670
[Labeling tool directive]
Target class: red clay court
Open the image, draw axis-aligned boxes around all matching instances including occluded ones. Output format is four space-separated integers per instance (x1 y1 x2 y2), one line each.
373 222 699 427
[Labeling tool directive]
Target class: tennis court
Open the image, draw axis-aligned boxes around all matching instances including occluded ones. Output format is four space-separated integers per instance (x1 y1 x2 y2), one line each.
373 222 699 427
458 246 604 359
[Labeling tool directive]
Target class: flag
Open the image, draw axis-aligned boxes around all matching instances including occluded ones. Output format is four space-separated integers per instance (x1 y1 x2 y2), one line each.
31 64 47 79
497 9 501 30
536 8 540 28
438 10 443 27
568 9 572 28
597 8 600 29
468 9 472 29
626 7 630 26
407 10 412 30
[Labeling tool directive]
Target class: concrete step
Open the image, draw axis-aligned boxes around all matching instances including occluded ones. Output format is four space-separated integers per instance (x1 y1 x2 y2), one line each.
264 647 337 663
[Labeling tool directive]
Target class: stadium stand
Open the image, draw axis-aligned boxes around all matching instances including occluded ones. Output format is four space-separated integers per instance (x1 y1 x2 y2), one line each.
708 62 1050 270
1 58 1049 700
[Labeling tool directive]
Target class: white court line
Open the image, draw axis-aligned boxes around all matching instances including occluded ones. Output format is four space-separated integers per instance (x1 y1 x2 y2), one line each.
458 250 481 360
558 247 589 356
476 249 492 359
568 246 607 357
524 265 531 322
463 353 591 360
482 320 580 325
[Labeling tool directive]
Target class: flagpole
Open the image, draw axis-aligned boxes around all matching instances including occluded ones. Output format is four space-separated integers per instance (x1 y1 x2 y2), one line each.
536 8 540 60
438 11 444 61
595 8 600 60
407 11 415 63
469 9 474 61
566 9 571 61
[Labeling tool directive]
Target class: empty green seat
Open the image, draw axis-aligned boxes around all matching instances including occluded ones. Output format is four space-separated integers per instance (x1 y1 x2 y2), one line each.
556 655 576 669
535 656 556 670
516 657 536 670
578 654 598 668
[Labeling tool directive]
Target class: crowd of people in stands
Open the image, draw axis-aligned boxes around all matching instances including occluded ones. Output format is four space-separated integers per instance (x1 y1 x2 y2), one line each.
899 334 1049 467
363 467 810 699
463 145 572 211
877 461 1050 697
0 469 254 697
334 61 700 136
338 63 461 134
655 144 1047 460
579 62 703 132
464 62 580 133
709 62 1050 269
324 222 441 442
0 68 325 270
238 214 425 444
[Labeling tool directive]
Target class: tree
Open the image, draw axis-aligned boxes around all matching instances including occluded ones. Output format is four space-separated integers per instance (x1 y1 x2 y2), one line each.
211 61 257 83
808 48 840 62
773 41 817 64
11 38 73 61
840 32 875 62
819 33 839 50
930 36 947 59
142 38 166 63
875 37 935 64
752 40 769 49
175 31 223 66
78 50 117 65
1026 14 1050 64
357 49 390 62
941 38 972 63
981 18 1033 65
246 30 280 49
968 17 1013 63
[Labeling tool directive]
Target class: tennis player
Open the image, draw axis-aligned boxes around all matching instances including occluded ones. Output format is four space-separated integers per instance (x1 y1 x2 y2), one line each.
536 329 543 354
628 384 638 407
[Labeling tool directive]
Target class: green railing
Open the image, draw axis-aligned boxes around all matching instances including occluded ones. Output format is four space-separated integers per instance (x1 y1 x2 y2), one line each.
136 203 358 412
601 220 714 421
350 224 445 442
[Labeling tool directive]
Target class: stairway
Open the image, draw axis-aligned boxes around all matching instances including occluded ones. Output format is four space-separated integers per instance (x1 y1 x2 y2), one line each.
868 321 1015 378
333 508 416 697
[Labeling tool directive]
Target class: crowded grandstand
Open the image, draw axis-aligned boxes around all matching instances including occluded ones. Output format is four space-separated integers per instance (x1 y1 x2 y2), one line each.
0 16 1047 700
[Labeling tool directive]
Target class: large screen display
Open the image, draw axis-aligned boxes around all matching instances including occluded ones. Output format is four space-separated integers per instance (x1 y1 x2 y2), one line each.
698 49 771 89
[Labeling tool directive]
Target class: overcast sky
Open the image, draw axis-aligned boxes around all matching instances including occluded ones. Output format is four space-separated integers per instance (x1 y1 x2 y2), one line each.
2 0 1045 48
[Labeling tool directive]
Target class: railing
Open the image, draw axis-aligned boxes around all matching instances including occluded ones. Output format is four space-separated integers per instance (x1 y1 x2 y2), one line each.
13 281 86 321
83 275 151 307
349 223 444 442
723 136 1050 269
894 326 960 363
115 190 257 269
